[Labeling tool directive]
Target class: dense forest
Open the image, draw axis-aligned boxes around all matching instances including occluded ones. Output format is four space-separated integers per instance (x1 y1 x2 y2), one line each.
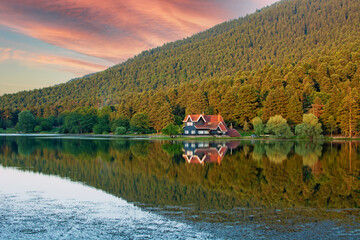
0 0 360 136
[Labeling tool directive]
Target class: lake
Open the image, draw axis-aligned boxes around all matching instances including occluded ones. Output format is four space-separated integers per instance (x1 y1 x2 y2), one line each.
0 135 359 239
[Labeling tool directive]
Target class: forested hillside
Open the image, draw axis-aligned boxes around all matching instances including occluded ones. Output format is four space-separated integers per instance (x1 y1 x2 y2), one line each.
1 0 360 135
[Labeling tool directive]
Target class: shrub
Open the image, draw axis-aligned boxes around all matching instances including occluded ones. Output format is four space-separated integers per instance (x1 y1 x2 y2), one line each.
115 126 127 135
34 125 42 132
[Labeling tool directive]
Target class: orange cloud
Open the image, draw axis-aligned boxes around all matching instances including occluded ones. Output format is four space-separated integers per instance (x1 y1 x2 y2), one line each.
0 48 107 75
0 0 230 64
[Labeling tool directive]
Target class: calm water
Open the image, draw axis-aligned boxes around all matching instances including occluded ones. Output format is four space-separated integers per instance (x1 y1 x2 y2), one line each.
0 135 359 239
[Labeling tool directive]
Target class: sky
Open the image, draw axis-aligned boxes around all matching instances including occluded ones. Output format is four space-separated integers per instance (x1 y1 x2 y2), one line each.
0 0 278 95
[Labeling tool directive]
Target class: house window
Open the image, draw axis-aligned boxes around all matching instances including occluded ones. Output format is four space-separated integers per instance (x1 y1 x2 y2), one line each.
186 122 193 126
185 143 189 147
198 131 203 134
191 130 196 135
191 143 195 148
185 130 189 134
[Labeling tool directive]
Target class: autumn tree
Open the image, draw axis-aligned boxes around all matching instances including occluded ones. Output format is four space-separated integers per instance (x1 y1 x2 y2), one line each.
235 85 259 125
265 115 293 138
295 113 323 138
309 97 324 118
321 88 340 134
286 93 303 126
337 85 360 137
185 89 207 115
219 87 238 122
148 92 174 133
327 115 337 138
262 87 288 121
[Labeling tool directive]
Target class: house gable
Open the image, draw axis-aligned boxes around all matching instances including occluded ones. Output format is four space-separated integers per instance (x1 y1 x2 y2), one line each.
182 113 239 137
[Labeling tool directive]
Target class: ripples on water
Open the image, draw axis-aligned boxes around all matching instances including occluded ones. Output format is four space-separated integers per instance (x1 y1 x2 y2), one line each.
0 167 209 240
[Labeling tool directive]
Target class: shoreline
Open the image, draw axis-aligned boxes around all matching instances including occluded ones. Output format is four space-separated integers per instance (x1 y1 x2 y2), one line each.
0 133 360 141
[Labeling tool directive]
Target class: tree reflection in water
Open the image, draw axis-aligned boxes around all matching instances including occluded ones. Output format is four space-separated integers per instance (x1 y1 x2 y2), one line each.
0 136 359 213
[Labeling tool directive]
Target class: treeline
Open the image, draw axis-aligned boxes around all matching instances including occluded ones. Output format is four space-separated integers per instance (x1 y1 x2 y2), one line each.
0 0 359 136
4 107 159 135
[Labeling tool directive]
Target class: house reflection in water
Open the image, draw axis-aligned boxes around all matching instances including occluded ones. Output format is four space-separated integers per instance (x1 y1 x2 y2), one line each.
182 141 239 165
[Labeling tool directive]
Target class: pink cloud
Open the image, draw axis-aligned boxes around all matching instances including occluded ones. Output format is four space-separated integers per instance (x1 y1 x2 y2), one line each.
0 0 231 64
0 48 13 61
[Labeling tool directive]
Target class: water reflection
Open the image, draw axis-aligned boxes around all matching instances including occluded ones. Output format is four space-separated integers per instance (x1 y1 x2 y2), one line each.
0 136 359 211
182 141 239 165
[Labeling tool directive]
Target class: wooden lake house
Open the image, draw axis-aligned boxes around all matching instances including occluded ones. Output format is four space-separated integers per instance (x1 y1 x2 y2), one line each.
182 114 241 137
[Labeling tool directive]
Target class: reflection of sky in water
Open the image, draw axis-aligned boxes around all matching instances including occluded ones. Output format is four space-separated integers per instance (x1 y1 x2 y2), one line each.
0 166 209 239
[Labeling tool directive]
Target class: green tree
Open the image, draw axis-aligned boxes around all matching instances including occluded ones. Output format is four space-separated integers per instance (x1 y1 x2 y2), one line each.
93 116 110 134
130 113 150 133
111 115 130 132
39 118 52 131
16 110 36 133
162 123 180 136
251 117 265 136
115 126 127 135
63 107 98 134
295 113 323 138
265 115 293 138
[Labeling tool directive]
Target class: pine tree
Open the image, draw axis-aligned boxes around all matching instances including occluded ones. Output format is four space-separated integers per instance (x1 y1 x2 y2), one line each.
185 89 207 115
235 85 259 125
219 87 238 122
337 85 360 137
286 93 303 126
322 87 340 134
262 87 289 121
309 97 324 118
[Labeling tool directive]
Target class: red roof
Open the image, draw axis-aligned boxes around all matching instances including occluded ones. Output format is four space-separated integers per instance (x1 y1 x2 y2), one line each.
183 114 228 132
183 155 205 164
183 114 241 137
183 146 227 165
218 123 227 132
227 129 241 137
